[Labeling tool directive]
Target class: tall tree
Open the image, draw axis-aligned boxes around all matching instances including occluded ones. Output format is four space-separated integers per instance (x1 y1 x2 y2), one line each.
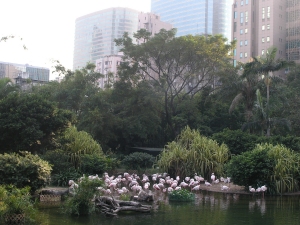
0 92 73 153
251 46 295 136
115 29 235 138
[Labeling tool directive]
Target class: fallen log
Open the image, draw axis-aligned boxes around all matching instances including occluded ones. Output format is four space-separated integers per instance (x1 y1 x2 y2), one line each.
95 196 151 216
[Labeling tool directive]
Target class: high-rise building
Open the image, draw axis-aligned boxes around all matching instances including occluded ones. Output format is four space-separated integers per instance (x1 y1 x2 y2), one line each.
138 12 173 37
151 0 232 40
286 0 300 63
73 7 139 70
232 0 286 66
0 61 49 84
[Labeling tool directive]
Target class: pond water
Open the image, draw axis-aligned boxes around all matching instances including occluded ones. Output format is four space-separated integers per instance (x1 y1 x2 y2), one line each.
38 192 300 225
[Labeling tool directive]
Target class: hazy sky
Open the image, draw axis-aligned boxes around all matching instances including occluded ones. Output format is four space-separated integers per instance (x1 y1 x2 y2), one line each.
0 0 151 78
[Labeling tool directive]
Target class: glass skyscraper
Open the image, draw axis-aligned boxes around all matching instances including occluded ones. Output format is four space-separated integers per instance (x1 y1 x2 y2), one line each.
73 7 139 70
151 0 232 40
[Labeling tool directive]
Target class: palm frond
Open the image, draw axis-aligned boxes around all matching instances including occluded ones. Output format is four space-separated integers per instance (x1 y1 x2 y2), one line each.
229 93 244 114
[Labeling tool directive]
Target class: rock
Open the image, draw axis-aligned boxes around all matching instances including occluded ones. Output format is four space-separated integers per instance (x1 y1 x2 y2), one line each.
137 190 153 202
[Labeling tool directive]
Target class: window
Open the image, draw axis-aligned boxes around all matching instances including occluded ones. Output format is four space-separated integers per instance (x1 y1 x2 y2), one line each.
234 22 237 32
267 6 270 18
262 25 265 30
267 36 270 42
233 59 237 67
240 40 243 46
245 52 248 58
245 40 248 46
234 11 238 19
240 12 244 23
245 28 248 33
240 52 243 58
245 11 248 22
262 7 265 19
246 0 248 4
240 29 243 34
241 0 244 6
267 24 270 30
234 49 237 56
262 49 265 55
262 37 265 43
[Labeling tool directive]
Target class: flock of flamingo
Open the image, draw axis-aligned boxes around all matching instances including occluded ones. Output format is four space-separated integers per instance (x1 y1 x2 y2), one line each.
69 172 267 197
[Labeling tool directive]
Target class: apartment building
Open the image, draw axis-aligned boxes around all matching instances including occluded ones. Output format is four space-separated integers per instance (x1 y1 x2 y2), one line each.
232 0 288 66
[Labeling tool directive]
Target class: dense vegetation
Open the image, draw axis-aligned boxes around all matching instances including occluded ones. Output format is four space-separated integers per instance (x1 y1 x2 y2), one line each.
1 30 300 196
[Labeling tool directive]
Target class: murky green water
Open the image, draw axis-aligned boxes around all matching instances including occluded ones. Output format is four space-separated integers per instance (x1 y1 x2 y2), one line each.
38 192 300 225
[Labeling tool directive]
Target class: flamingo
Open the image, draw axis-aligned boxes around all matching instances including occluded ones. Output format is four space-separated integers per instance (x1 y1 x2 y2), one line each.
192 185 201 192
249 186 256 195
205 180 212 186
211 173 216 183
221 185 229 191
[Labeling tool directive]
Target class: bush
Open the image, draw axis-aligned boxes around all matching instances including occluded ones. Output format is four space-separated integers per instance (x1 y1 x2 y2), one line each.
168 189 195 202
51 168 80 187
80 154 110 175
212 129 259 155
226 143 300 194
63 176 103 216
122 152 155 170
41 150 73 174
157 126 229 179
0 152 52 193
212 129 300 155
0 185 38 224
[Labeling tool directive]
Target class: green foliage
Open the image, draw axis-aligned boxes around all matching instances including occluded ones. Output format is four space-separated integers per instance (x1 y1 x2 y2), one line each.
0 92 73 153
80 154 118 175
60 126 103 169
122 152 156 170
226 143 300 194
212 129 260 155
41 150 73 174
0 152 52 193
63 176 103 216
168 189 195 202
0 185 37 224
212 129 300 155
157 126 229 179
51 168 80 187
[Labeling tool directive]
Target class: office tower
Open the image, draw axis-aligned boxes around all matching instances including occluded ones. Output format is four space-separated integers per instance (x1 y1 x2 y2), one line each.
73 7 139 70
286 0 300 63
232 0 286 65
0 61 49 84
151 0 232 40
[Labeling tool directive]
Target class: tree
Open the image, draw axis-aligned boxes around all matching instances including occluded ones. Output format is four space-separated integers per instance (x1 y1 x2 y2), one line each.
0 77 20 100
242 89 291 136
250 47 295 136
115 29 235 138
0 92 73 153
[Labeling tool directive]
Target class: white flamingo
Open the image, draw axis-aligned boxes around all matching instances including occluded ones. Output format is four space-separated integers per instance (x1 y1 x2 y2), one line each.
211 173 216 183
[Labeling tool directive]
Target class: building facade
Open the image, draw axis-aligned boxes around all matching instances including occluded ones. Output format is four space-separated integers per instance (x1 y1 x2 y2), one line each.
73 7 139 70
95 53 123 89
151 0 232 40
138 12 173 38
0 61 49 85
232 0 300 66
286 0 300 63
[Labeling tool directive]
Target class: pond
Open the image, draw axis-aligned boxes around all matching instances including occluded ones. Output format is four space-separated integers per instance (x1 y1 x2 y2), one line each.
38 192 300 225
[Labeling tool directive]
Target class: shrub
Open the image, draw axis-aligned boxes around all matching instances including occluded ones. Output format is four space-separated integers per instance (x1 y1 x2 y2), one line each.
226 143 300 194
80 154 110 175
122 152 155 170
212 129 300 155
0 152 52 193
212 129 259 155
157 126 229 179
168 189 195 202
0 185 37 224
41 150 73 174
51 168 80 187
63 176 103 216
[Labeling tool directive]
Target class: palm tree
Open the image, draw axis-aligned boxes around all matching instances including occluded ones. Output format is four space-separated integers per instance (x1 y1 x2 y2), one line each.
242 89 291 136
228 60 262 122
254 46 295 136
0 77 20 100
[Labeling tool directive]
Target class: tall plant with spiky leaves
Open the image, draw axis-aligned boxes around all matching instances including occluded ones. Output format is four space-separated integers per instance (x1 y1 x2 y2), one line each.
156 126 229 179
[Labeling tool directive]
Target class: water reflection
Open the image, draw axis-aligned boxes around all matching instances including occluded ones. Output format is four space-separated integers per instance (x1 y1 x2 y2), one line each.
39 191 300 225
